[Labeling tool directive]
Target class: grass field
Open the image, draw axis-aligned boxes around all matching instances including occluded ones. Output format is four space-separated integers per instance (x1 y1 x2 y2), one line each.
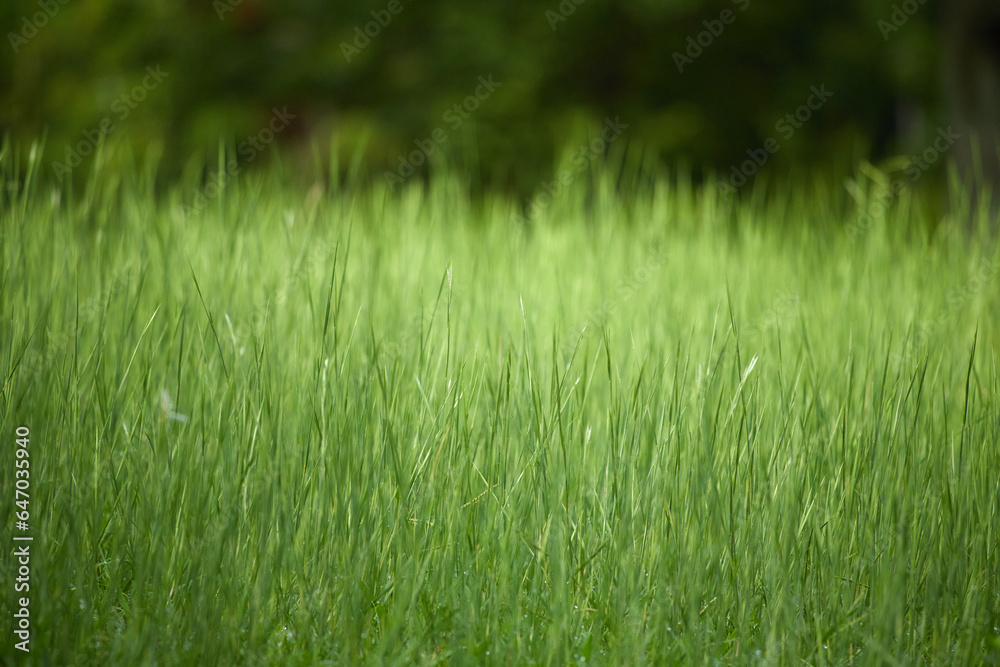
2 143 1000 665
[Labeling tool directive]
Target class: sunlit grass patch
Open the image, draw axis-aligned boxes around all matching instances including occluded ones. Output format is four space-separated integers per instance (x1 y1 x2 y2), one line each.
1 143 999 664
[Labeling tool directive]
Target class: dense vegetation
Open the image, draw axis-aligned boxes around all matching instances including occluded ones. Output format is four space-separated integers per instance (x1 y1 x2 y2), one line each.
2 0 946 190
1 143 998 664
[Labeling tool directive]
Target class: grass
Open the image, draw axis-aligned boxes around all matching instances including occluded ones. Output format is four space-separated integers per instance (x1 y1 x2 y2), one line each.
1 140 999 664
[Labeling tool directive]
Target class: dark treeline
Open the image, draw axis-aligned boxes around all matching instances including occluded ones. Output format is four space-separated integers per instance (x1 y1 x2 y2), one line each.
3 0 997 196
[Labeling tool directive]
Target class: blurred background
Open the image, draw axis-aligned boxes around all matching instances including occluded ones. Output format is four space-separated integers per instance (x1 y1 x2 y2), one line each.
2 0 998 201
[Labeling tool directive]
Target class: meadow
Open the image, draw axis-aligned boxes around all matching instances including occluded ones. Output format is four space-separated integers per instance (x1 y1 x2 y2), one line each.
1 142 999 664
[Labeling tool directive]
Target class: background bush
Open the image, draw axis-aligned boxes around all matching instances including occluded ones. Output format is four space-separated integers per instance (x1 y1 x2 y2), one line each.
0 0 949 194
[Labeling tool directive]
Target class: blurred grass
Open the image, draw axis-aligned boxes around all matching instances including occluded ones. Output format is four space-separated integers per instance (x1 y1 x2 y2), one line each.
1 139 999 664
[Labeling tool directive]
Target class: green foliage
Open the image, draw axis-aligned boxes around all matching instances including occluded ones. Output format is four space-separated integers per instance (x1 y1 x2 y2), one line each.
1 144 999 664
2 0 944 191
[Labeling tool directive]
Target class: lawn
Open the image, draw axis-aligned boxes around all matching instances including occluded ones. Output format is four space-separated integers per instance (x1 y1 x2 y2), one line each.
2 143 999 664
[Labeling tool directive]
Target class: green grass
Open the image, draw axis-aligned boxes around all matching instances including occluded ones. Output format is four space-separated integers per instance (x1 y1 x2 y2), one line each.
2 142 999 665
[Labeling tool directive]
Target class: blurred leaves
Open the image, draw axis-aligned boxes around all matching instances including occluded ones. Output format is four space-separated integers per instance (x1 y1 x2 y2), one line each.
1 0 946 191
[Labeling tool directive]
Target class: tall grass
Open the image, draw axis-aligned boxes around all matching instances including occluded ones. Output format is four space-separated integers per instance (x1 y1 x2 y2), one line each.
1 140 999 664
